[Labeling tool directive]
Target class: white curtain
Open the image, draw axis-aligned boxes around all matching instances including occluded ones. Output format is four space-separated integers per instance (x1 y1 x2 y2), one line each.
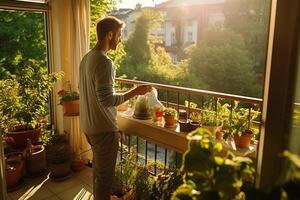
50 0 92 161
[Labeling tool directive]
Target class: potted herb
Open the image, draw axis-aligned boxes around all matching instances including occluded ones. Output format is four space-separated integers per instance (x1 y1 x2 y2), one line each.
163 107 177 127
0 67 63 149
171 128 255 200
133 95 151 119
223 102 260 149
58 81 79 116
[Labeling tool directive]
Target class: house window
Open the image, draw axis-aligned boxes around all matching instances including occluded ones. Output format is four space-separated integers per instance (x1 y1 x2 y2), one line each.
171 32 176 46
0 1 52 121
188 32 193 42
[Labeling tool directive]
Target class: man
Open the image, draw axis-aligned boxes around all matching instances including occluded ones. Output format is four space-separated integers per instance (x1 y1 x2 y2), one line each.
79 16 152 200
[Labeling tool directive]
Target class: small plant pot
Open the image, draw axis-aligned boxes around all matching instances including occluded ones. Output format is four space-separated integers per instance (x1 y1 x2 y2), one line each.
26 145 46 176
179 119 190 132
62 100 79 116
71 159 85 172
164 115 176 126
5 152 24 189
215 127 224 140
50 161 71 179
234 134 253 149
111 189 135 200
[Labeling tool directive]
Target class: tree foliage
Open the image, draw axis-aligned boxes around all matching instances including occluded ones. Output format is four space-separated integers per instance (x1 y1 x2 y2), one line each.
224 0 270 76
188 28 261 97
118 9 185 85
0 10 47 79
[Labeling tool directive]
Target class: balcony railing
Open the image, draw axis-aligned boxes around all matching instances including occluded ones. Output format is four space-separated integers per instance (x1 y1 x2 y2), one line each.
116 78 264 175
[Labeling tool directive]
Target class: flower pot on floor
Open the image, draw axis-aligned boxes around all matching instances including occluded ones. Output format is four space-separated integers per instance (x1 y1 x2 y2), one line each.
6 125 41 149
50 161 71 179
5 152 24 190
25 140 46 176
111 189 135 200
71 159 85 172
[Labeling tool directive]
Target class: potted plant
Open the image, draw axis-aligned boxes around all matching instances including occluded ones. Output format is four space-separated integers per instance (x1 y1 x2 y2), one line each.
151 168 183 200
5 151 24 191
223 102 260 149
58 81 79 116
163 107 177 127
48 134 71 180
0 67 63 149
171 128 255 200
111 154 136 200
25 139 46 176
132 165 154 200
133 95 151 119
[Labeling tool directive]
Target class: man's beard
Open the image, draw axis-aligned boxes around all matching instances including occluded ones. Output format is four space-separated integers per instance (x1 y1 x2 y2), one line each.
109 37 118 50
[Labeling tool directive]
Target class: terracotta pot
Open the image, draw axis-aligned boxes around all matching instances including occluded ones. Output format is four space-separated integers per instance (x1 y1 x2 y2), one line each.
62 100 79 116
5 152 24 189
71 159 85 172
6 128 41 149
234 134 253 148
50 161 71 178
215 127 224 140
164 115 176 126
111 189 135 200
26 144 46 175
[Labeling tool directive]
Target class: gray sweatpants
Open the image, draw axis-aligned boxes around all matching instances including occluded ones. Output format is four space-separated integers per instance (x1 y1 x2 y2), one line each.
85 131 120 200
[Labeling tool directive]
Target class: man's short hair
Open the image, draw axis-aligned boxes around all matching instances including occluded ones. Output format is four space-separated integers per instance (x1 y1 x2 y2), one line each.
96 16 124 41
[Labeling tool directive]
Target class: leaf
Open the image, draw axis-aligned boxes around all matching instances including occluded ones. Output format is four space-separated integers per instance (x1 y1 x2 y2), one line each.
214 142 223 152
283 150 300 168
214 156 224 165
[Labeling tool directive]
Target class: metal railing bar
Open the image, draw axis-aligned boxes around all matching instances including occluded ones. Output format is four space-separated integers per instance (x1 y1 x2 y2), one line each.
116 78 263 105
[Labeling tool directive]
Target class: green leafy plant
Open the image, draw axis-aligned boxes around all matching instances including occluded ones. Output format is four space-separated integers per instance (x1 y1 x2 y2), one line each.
171 128 255 200
57 81 79 105
48 143 71 164
0 67 63 132
222 101 260 138
164 107 177 117
47 133 70 164
151 168 183 200
133 165 155 200
112 153 137 197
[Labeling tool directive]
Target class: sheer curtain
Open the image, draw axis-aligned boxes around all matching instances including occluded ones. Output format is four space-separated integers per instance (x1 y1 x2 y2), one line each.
50 0 92 161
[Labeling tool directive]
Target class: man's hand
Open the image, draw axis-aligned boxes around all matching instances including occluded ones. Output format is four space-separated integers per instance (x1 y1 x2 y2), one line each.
134 84 153 95
123 84 153 102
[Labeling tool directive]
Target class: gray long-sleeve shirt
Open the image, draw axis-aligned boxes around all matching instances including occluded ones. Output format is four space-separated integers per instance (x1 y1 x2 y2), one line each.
79 49 124 135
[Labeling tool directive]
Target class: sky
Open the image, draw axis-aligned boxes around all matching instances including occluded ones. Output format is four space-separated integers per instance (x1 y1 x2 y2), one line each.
117 0 167 9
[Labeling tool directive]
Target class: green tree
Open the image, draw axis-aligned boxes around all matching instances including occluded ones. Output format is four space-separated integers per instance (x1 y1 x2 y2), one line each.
118 8 185 85
90 0 121 47
188 28 261 97
0 10 47 79
224 0 270 78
